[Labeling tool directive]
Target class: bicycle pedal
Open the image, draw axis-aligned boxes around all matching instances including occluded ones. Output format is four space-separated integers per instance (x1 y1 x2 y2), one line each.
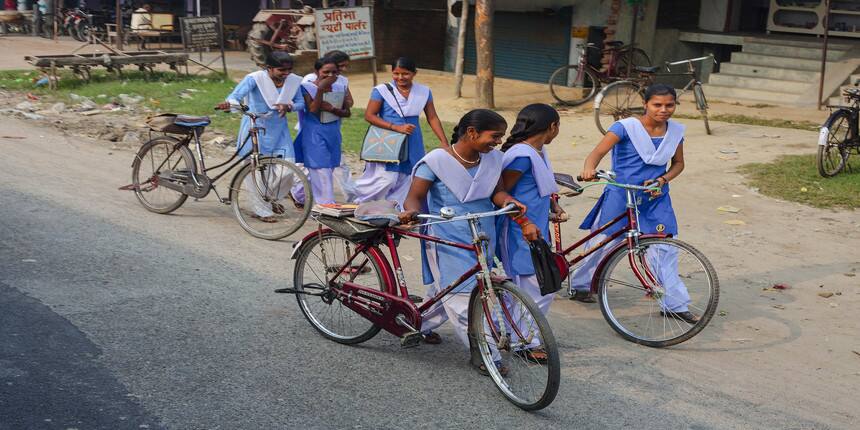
408 294 423 303
274 287 300 294
400 331 423 349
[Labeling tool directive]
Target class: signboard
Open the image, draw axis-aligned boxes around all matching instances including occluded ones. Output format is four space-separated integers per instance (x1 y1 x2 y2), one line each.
179 15 222 51
314 7 375 59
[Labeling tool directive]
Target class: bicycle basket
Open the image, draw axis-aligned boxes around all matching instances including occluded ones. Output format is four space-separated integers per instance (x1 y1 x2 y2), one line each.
146 113 190 134
314 214 382 241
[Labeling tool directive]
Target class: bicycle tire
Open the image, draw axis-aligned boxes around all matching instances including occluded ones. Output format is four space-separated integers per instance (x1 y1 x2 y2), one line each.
596 237 719 347
130 136 191 214
616 48 652 78
594 80 645 135
548 65 599 106
693 83 711 135
817 109 852 177
229 157 312 240
469 279 560 411
293 231 386 344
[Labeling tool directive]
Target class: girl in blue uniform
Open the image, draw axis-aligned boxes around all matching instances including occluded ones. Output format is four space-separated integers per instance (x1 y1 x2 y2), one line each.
354 57 449 208
572 84 696 323
295 57 352 204
399 109 532 374
217 51 305 221
497 104 567 360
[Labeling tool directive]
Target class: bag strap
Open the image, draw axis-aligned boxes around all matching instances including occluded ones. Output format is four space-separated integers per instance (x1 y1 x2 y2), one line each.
384 83 408 119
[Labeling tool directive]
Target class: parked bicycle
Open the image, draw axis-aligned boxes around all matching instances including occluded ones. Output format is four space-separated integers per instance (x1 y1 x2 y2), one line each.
817 84 860 177
593 55 715 135
551 171 719 347
123 102 312 240
281 204 560 410
548 40 651 106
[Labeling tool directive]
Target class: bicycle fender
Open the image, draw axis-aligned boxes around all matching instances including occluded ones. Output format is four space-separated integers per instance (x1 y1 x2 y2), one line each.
588 233 671 294
820 108 851 146
818 126 829 146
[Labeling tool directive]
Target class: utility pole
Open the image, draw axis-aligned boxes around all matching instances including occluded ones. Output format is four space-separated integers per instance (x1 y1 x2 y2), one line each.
453 1 469 99
115 0 123 50
474 0 494 108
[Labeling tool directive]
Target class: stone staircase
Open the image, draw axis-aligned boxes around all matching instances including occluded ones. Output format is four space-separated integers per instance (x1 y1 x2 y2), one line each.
704 37 858 106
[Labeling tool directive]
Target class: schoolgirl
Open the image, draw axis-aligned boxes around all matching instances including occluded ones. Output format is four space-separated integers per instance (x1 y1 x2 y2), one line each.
399 109 530 374
571 84 696 323
497 104 567 360
294 57 352 204
354 57 448 208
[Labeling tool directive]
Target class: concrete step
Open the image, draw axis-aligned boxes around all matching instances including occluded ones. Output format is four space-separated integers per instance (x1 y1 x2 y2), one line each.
709 73 809 93
730 52 838 71
744 36 856 51
743 42 847 61
703 84 800 104
719 63 819 82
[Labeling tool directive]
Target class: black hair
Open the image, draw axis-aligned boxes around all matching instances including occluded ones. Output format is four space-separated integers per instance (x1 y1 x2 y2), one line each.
450 109 507 145
314 56 339 71
643 83 677 102
265 51 294 68
391 56 417 73
324 50 351 64
501 103 560 151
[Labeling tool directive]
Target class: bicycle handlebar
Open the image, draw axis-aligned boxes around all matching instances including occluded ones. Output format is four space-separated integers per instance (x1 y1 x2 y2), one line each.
666 55 716 67
416 204 520 223
575 170 661 192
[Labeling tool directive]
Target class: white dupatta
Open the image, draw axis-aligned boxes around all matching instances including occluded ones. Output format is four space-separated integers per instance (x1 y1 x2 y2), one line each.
375 82 430 118
502 144 559 197
413 149 503 203
618 117 685 166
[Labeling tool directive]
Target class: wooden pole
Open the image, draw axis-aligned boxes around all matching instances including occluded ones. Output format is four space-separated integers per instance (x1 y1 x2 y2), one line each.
115 0 123 50
474 0 494 108
818 0 831 110
218 0 228 76
453 1 469 99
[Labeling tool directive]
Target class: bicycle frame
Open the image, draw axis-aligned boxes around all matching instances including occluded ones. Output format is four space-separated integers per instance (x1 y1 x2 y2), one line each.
552 188 669 294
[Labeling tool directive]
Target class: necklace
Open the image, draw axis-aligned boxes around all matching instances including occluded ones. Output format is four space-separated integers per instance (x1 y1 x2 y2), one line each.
451 144 480 164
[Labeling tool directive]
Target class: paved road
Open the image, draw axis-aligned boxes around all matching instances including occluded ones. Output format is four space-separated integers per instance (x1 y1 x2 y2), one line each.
0 116 851 429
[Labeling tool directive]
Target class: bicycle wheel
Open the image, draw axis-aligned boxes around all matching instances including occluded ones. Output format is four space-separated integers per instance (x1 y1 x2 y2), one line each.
693 83 711 135
597 237 719 347
817 109 851 177
616 48 652 78
594 81 645 135
549 65 600 106
131 137 191 214
293 231 385 344
469 280 560 411
229 157 312 240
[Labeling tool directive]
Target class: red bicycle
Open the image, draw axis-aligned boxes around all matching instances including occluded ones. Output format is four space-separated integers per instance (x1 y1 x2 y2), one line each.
548 41 652 106
281 204 560 410
552 171 719 347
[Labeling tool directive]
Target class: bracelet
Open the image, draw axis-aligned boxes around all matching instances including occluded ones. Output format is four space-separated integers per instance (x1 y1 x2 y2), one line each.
658 176 668 185
514 217 532 227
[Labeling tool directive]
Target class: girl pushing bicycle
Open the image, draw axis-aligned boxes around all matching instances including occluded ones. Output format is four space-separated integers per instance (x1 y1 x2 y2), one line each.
572 83 698 323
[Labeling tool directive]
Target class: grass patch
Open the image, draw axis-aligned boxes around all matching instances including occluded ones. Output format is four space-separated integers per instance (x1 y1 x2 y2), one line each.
0 69 452 153
739 154 860 209
675 112 820 131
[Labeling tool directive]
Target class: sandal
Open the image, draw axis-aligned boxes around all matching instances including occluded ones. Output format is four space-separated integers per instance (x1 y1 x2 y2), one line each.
251 214 279 223
569 290 596 303
660 310 700 324
271 202 286 215
474 360 509 377
287 192 304 209
515 348 548 364
422 331 442 345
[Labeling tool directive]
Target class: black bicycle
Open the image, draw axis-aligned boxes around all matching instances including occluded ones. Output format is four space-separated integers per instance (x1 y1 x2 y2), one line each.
124 103 312 240
818 85 860 177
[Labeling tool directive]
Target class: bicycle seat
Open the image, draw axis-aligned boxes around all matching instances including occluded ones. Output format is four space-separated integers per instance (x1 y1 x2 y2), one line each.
635 65 660 73
604 40 624 47
174 115 211 127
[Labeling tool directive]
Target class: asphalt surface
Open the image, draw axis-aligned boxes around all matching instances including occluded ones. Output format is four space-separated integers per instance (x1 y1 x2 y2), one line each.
0 116 849 429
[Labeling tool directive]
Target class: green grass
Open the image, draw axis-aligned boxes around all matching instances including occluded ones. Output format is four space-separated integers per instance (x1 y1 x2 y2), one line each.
0 69 451 153
675 112 820 131
739 154 860 209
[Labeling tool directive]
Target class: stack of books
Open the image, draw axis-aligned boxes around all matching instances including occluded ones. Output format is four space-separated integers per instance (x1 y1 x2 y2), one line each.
312 203 358 218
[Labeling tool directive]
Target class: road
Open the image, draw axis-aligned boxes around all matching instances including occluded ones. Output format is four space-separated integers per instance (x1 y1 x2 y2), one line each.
1 115 857 429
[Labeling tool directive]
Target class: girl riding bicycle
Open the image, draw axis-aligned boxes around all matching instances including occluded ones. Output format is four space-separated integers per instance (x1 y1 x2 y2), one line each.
399 109 530 373
572 83 697 323
497 104 567 355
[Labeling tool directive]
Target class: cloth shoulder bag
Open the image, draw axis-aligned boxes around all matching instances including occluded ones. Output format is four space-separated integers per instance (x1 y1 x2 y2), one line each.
360 83 409 163
529 238 570 296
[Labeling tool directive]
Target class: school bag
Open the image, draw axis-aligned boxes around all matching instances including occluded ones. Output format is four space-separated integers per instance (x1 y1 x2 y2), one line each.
359 84 409 163
529 238 569 296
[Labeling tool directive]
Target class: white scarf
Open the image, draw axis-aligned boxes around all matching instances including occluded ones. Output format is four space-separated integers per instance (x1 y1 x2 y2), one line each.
302 73 349 88
619 117 685 166
375 82 430 118
249 70 280 110
502 143 559 197
413 148 503 203
300 81 347 99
